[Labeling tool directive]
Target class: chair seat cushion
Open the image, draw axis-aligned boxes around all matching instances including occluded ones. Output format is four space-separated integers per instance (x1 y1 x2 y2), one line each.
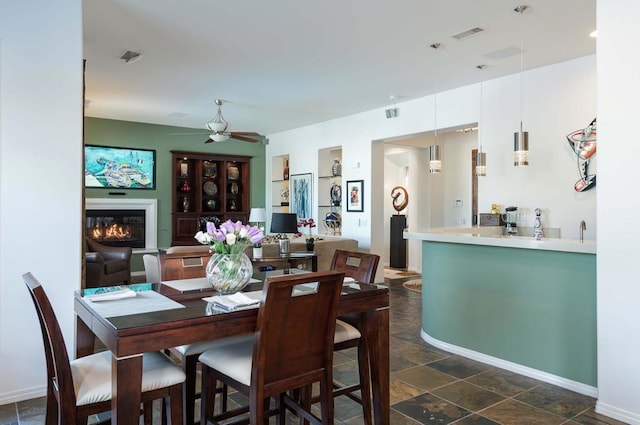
334 319 361 344
72 351 186 406
198 334 255 386
172 340 222 357
104 259 129 274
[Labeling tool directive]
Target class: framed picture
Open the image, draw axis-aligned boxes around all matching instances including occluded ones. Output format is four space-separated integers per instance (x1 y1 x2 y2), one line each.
290 173 313 220
84 145 156 189
346 180 364 212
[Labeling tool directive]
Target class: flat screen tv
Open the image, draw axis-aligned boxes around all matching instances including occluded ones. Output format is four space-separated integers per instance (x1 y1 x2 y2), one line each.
84 145 156 190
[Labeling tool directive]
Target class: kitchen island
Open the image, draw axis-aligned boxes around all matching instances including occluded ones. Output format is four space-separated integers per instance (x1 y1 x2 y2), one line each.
404 227 597 396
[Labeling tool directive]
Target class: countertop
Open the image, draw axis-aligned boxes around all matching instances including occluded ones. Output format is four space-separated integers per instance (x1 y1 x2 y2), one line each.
404 227 596 254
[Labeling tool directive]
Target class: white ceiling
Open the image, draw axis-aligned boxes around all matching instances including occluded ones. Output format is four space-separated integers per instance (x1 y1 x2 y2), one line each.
83 0 596 136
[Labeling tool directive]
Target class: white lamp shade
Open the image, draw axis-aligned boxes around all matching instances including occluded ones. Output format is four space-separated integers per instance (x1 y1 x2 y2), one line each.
209 133 230 142
249 208 266 222
207 119 228 133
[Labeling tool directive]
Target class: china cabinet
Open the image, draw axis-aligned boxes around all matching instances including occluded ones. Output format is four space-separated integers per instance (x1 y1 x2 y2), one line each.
171 151 251 245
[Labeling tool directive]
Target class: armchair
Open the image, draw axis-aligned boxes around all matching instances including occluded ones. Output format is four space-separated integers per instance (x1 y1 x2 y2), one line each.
85 237 132 288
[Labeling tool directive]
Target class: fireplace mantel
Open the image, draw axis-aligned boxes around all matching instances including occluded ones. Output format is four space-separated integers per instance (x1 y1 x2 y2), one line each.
85 198 157 250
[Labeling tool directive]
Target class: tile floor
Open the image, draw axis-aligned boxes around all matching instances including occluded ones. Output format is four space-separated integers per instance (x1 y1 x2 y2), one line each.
0 273 628 425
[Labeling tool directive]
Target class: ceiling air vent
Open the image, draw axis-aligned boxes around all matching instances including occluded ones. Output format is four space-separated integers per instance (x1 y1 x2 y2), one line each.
452 27 485 41
119 50 142 64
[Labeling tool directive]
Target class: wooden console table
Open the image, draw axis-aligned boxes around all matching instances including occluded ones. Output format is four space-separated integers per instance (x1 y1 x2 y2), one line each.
159 250 318 281
249 252 318 272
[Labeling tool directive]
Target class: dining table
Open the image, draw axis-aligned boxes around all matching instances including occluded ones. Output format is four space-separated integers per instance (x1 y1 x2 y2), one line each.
74 270 390 425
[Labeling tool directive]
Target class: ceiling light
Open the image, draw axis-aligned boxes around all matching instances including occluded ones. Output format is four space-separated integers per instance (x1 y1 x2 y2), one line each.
514 5 530 167
476 83 486 177
513 5 530 14
456 127 478 133
429 94 441 174
206 99 229 134
209 133 230 143
589 30 598 38
429 145 441 173
452 27 485 41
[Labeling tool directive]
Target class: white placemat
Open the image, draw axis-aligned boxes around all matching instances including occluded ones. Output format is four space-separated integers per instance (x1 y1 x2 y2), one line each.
87 290 185 318
161 277 260 292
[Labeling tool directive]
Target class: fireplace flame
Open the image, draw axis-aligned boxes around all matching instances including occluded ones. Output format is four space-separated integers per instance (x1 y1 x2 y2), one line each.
104 223 131 240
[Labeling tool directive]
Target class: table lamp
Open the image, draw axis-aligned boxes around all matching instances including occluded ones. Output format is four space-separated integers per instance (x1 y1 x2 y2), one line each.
248 207 267 232
270 213 298 257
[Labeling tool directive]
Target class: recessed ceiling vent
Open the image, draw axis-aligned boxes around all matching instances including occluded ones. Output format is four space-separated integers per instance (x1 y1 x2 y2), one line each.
119 50 142 64
452 27 485 41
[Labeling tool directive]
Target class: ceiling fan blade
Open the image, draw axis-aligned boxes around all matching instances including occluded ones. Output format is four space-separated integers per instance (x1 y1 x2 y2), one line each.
230 134 260 143
204 137 214 144
229 131 261 137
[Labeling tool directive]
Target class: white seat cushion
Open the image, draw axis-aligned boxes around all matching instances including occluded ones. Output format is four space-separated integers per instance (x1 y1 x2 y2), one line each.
334 319 361 344
72 351 186 406
198 334 255 386
172 340 222 357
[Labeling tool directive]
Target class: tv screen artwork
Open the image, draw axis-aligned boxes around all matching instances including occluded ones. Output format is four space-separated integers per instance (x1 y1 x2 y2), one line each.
85 145 156 189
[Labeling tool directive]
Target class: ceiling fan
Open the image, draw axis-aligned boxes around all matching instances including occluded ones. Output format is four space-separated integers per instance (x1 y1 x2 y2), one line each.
171 99 264 144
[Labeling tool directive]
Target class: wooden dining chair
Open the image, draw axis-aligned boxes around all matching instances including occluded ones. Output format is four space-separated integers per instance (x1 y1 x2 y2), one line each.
329 249 381 425
198 270 345 425
23 272 186 425
330 249 380 284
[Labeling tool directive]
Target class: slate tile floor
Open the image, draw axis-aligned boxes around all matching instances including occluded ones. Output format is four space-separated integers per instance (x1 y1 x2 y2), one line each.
0 273 628 424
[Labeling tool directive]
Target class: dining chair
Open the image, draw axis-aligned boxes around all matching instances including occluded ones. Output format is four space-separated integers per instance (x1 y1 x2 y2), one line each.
23 272 186 425
198 270 345 425
143 253 162 283
329 249 381 425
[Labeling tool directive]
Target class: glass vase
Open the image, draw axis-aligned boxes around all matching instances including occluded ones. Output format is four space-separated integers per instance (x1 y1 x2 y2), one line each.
205 252 253 294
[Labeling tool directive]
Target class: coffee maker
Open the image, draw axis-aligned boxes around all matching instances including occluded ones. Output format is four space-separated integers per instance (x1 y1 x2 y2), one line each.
501 206 518 236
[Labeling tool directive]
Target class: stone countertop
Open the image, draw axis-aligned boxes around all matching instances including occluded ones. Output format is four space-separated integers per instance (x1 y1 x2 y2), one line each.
404 227 596 254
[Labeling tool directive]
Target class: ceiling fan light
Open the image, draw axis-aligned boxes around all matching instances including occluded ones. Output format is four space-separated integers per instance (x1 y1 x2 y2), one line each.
206 119 227 133
210 133 230 142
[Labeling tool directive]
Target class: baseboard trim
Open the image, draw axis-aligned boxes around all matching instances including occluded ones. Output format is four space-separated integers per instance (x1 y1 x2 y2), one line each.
596 400 640 425
421 330 598 398
0 385 46 405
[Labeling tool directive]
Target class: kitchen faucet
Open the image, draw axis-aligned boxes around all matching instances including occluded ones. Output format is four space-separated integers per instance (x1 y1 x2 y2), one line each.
580 220 586 242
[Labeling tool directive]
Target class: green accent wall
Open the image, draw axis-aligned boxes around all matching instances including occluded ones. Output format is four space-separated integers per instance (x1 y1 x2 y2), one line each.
84 117 266 250
422 241 597 387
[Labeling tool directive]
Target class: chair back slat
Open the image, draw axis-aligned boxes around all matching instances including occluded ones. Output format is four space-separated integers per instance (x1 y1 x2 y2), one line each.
330 249 380 283
23 272 78 423
252 270 344 394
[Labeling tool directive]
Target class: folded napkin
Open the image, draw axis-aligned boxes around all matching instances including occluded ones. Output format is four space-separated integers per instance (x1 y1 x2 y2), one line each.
85 286 137 302
203 292 261 312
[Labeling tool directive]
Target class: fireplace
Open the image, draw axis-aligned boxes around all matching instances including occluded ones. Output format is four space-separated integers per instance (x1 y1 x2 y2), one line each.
86 209 145 248
85 198 158 250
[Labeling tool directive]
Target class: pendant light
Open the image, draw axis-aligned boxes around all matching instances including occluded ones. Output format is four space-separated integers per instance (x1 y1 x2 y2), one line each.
513 5 530 167
476 82 487 176
429 93 442 173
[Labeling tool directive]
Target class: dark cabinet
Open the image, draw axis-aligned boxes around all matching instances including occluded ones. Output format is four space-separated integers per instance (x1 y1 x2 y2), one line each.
171 151 251 245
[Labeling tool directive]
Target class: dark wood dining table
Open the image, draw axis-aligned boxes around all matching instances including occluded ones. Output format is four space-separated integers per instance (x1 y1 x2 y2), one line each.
74 271 390 425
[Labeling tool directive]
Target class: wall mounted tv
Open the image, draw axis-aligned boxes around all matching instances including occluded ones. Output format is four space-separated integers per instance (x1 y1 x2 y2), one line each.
84 145 156 190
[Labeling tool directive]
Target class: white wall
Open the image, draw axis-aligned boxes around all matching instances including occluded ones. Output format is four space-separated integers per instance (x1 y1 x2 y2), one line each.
0 0 83 403
266 55 597 252
595 1 640 423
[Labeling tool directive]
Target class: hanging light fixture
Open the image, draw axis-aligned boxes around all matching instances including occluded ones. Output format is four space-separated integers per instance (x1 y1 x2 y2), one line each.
513 5 530 167
429 93 442 173
206 99 230 142
476 82 487 176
